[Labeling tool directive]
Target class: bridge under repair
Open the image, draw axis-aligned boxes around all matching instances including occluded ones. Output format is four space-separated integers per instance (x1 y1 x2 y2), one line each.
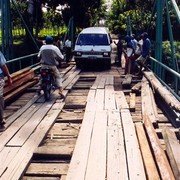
0 62 179 180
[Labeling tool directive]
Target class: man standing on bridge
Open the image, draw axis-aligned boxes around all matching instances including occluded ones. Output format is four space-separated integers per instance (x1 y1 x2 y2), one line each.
135 32 151 74
0 51 12 130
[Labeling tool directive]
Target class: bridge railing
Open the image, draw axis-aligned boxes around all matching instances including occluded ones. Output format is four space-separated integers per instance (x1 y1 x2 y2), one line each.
6 53 39 73
150 56 180 100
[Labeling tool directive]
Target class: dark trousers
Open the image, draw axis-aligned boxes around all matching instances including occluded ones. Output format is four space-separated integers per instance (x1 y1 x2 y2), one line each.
0 96 4 123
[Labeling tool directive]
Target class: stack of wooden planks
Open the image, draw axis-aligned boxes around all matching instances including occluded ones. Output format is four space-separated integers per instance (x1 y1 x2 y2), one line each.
4 67 38 102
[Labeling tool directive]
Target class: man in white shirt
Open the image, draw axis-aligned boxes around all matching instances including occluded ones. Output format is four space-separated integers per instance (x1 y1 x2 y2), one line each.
0 51 12 129
38 36 64 98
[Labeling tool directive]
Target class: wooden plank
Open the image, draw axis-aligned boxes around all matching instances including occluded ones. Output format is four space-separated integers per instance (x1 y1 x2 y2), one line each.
58 111 84 123
131 82 141 93
105 85 116 110
95 89 105 110
66 111 96 180
163 128 180 179
4 70 35 95
65 75 80 90
144 71 180 112
7 100 56 147
121 109 146 179
91 75 101 89
61 175 67 180
4 94 40 128
129 93 136 112
149 87 159 119
0 103 42 151
23 176 59 180
4 80 38 102
4 67 31 85
143 115 175 180
141 77 158 125
85 89 96 112
85 111 107 180
63 69 81 89
115 91 129 109
60 65 74 75
1 101 65 179
107 110 128 180
135 122 160 180
105 75 114 85
0 147 20 176
122 74 132 88
34 145 74 156
48 123 80 137
25 163 68 176
98 76 106 89
64 95 86 109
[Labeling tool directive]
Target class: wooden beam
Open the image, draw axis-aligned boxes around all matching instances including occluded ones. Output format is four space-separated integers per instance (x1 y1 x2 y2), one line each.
129 93 136 112
143 115 175 180
91 75 102 90
163 128 180 179
141 77 158 126
115 91 129 110
4 94 41 129
121 109 146 179
4 80 38 102
144 71 180 112
7 100 56 147
85 111 107 180
4 70 35 95
107 110 128 180
0 103 42 151
135 122 160 180
131 82 141 93
25 163 69 176
66 111 96 180
105 75 114 85
105 85 116 110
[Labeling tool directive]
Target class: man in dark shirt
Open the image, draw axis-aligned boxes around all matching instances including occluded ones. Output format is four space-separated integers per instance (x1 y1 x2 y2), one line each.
135 32 151 73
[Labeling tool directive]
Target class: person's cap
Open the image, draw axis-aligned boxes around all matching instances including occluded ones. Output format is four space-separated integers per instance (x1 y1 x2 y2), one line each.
142 32 148 38
45 36 53 44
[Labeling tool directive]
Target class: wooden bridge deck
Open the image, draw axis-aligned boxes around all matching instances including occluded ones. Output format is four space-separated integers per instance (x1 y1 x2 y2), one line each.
0 65 179 180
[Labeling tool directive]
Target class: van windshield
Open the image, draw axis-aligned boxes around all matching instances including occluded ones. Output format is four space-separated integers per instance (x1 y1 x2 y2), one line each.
76 34 109 46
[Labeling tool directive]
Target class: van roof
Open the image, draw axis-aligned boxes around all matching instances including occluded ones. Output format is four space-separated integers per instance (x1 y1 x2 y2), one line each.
80 27 109 34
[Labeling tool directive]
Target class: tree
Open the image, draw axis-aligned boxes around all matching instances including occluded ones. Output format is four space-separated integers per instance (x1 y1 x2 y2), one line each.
107 0 155 35
41 0 103 28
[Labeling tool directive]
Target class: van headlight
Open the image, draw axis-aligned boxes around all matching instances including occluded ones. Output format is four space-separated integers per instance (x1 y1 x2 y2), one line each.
74 51 82 56
103 52 110 57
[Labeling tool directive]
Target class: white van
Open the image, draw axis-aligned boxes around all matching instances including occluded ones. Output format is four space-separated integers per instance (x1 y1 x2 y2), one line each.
74 27 112 69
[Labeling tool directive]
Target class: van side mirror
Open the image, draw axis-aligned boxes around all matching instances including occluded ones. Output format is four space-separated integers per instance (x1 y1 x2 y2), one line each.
108 34 112 44
110 38 112 44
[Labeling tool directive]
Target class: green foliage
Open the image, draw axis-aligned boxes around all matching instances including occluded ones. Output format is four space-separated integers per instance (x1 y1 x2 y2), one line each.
163 41 180 60
42 0 103 28
107 0 155 35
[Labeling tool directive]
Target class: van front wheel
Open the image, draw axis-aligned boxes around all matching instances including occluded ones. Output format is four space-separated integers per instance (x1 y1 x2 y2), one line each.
76 60 83 69
106 59 111 69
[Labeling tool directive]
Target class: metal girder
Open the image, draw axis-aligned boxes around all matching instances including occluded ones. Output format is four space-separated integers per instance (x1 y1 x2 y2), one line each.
170 0 180 23
0 0 13 60
154 0 165 77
